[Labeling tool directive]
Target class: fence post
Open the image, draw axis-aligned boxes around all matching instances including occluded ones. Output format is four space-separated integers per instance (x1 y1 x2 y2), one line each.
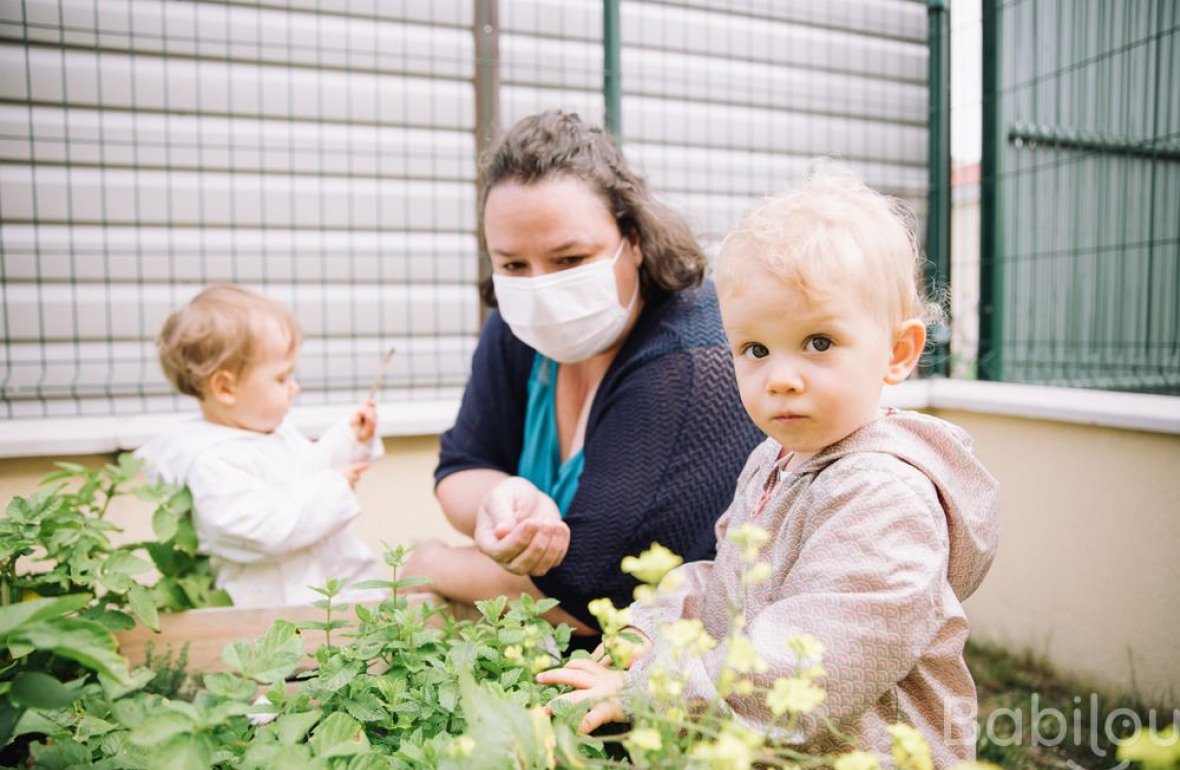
978 0 1003 381
474 0 500 321
603 0 622 141
926 0 951 376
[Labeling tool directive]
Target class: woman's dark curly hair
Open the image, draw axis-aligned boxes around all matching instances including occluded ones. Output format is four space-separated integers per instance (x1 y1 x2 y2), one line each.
477 110 707 307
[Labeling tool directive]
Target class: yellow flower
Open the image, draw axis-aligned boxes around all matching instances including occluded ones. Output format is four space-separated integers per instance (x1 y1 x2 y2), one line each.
448 735 475 758
662 618 717 655
530 706 557 770
531 655 551 674
732 678 756 696
742 561 773 586
625 727 663 753
786 634 826 663
729 523 770 561
799 663 827 680
833 751 881 770
587 598 631 634
724 635 768 675
503 645 524 664
621 543 684 585
1117 726 1180 770
689 726 762 770
522 624 542 648
767 677 826 717
647 666 684 699
607 636 639 669
887 724 933 770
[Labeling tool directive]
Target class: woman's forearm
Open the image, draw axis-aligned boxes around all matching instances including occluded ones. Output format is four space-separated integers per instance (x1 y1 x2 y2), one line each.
435 468 510 537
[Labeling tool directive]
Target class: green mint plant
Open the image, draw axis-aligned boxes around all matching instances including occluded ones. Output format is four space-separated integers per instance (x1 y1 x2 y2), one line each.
0 454 229 635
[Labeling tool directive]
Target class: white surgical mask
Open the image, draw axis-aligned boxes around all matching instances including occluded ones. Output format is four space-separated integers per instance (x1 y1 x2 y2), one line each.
493 239 637 363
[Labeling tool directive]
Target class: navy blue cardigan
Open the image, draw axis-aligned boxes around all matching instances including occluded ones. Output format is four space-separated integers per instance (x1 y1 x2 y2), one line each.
435 283 763 629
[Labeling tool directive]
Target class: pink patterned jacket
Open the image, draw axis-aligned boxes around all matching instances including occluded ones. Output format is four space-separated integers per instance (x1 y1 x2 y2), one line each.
627 410 1001 768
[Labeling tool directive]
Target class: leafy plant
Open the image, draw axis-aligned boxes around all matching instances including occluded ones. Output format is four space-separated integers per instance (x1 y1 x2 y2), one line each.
0 454 230 633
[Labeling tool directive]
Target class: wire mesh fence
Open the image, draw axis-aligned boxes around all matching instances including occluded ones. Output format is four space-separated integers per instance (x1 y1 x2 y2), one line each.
978 0 1180 394
1 0 934 422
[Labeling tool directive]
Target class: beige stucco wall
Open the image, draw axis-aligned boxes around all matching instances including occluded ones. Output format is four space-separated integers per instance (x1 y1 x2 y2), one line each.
933 409 1180 698
0 435 467 558
3 414 1177 695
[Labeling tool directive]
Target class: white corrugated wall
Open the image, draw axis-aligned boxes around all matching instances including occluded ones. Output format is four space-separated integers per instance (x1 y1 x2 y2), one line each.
0 0 929 424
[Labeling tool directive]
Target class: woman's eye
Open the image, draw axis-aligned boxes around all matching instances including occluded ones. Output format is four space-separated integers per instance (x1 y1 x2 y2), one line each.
805 336 833 353
555 255 586 268
498 262 525 273
743 343 770 360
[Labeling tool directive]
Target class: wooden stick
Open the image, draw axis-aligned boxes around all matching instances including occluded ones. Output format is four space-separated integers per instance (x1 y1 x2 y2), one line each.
366 347 396 402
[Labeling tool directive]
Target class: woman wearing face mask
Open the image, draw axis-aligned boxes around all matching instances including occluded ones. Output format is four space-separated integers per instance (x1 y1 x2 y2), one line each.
406 111 762 642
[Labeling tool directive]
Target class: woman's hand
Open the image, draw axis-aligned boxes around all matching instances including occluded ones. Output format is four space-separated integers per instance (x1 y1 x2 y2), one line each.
351 399 377 443
473 477 570 576
537 658 627 733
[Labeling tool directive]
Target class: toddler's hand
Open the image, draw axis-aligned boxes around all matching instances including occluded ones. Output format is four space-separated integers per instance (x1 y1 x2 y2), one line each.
335 461 370 489
351 399 377 443
536 659 627 733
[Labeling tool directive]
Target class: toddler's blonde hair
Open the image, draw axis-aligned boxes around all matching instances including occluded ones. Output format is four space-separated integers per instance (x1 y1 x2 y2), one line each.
157 284 301 398
716 163 940 329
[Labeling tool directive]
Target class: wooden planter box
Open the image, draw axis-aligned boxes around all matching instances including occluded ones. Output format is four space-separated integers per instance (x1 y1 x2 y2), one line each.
114 593 464 673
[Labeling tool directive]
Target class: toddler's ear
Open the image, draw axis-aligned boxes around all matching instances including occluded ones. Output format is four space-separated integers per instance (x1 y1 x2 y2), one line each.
207 370 238 406
884 319 926 385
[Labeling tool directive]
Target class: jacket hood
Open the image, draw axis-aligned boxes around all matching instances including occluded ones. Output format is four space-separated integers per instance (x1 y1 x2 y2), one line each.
134 418 267 486
800 410 1001 600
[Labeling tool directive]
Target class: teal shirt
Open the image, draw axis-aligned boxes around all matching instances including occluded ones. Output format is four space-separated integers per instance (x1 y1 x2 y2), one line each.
517 354 585 517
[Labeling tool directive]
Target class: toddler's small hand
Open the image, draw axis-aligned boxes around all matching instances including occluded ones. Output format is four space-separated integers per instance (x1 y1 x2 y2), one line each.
537 659 627 733
351 399 377 443
335 462 370 489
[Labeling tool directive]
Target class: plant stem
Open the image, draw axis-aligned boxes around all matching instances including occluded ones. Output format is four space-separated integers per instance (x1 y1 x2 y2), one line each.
97 483 118 520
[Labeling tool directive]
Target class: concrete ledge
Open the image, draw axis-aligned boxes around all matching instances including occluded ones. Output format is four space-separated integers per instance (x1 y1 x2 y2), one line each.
924 379 1180 435
0 399 461 459
1 380 1177 459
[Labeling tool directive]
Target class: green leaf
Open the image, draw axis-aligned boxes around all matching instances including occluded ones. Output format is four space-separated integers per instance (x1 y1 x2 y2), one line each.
156 733 214 770
127 584 160 632
475 597 508 624
129 711 196 747
174 515 199 552
309 711 368 758
86 608 137 632
169 488 193 516
392 576 432 590
0 594 91 637
152 506 179 542
7 671 80 709
11 617 129 682
351 579 393 591
438 681 459 713
0 702 22 749
222 620 304 685
99 551 153 593
202 672 259 701
99 666 156 699
349 755 395 770
28 737 91 768
273 709 321 745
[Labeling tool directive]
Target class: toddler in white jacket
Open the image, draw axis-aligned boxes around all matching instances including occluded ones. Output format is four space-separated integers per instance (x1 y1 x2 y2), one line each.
136 284 385 607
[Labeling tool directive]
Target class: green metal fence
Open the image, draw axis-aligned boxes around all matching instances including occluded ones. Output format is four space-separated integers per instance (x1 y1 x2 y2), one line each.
980 0 1180 394
1 0 936 422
